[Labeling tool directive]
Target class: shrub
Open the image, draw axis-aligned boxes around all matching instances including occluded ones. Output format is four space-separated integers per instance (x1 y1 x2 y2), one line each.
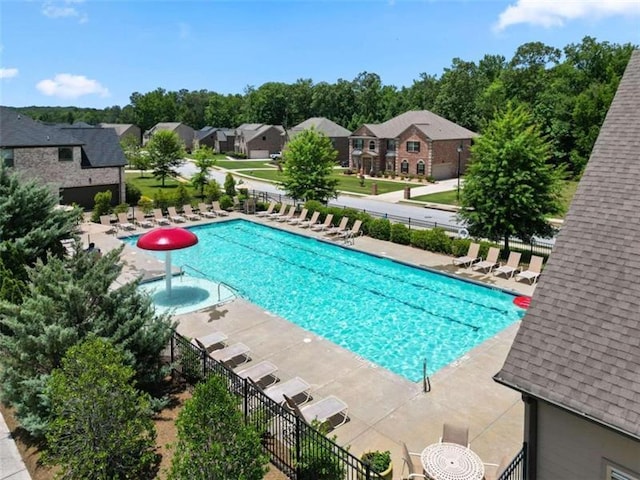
153 189 170 211
125 182 142 205
91 190 112 222
173 184 191 208
410 229 429 250
304 199 324 214
224 173 236 197
451 238 472 257
204 180 222 201
390 223 411 245
361 450 391 474
424 228 452 254
296 421 345 480
137 196 154 215
426 175 436 183
368 218 391 241
219 194 233 210
113 203 130 214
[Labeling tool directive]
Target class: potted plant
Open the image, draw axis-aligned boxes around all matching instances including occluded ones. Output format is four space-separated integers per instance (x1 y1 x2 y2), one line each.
360 450 392 480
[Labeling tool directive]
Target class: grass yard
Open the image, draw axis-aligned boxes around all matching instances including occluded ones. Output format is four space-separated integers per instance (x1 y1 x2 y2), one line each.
214 160 276 170
125 172 199 199
247 170 409 195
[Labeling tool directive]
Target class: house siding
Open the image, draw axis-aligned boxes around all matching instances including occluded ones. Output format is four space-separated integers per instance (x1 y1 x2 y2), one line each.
246 126 283 158
174 124 195 152
534 402 640 480
120 125 141 144
397 127 429 177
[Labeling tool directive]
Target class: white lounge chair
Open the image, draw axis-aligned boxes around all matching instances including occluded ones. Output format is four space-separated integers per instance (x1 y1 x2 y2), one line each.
192 331 228 352
117 212 135 231
324 217 349 236
284 394 349 429
167 206 186 223
472 247 500 273
211 201 229 217
515 255 544 284
100 214 117 234
263 377 311 406
182 204 201 221
335 219 362 242
494 251 522 279
453 242 480 268
277 205 297 223
311 213 333 232
298 210 320 229
153 208 171 225
209 342 251 367
288 208 308 225
256 201 277 218
267 203 287 220
134 210 153 228
198 202 217 218
236 360 279 388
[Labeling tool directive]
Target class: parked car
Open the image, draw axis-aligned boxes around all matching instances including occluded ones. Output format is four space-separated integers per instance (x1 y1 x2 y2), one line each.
270 151 282 160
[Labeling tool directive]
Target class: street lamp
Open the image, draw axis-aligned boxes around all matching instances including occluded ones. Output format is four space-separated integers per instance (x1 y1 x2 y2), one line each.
456 143 463 202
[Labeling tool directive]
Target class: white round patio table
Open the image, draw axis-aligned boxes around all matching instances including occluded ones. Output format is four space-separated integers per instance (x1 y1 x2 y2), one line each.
421 442 484 480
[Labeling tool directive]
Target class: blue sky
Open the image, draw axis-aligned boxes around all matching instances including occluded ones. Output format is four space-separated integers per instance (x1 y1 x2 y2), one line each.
1 0 639 108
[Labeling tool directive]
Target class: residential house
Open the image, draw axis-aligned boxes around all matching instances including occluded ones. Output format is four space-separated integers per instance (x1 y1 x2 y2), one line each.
0 107 126 209
286 117 351 165
215 128 235 154
98 123 142 145
143 122 195 152
494 50 640 480
349 110 477 180
234 123 284 158
194 126 217 149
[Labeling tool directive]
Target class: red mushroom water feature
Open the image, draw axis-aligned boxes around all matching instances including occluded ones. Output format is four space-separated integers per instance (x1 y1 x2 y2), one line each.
136 227 198 296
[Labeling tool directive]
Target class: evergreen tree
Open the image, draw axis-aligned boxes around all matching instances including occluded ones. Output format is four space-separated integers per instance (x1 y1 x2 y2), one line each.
280 127 339 202
0 246 174 437
168 375 268 480
45 338 159 479
458 103 563 250
146 130 186 187
224 172 236 197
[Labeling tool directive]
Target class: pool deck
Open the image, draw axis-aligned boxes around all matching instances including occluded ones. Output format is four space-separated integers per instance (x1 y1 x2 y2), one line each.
82 212 536 478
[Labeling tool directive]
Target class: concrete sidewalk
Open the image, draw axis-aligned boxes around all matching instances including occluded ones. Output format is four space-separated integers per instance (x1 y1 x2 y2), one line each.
0 410 30 480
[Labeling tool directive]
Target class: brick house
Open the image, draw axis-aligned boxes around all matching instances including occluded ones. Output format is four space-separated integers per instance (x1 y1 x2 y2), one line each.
0 107 126 209
194 127 235 153
494 51 640 480
349 110 477 180
286 117 351 165
98 123 142 145
234 123 284 159
143 122 195 152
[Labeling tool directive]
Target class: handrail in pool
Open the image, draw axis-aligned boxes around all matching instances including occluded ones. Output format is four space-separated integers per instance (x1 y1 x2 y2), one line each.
179 264 242 302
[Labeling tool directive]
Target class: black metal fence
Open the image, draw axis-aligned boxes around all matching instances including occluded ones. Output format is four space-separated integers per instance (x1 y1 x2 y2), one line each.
169 332 383 480
498 446 526 480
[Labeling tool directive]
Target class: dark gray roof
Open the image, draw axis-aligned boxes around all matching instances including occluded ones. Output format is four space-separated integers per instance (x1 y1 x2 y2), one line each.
195 127 217 140
0 106 80 147
60 127 127 168
244 124 284 142
354 110 477 140
495 50 640 440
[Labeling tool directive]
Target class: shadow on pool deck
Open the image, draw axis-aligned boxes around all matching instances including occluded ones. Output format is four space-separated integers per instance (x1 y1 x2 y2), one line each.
82 213 531 477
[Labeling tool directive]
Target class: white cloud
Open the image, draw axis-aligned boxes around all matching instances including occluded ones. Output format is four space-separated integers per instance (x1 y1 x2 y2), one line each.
36 73 109 99
0 68 19 79
494 0 640 31
42 0 88 23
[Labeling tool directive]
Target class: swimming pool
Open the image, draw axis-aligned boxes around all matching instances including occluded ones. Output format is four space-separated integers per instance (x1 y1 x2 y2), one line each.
126 220 524 381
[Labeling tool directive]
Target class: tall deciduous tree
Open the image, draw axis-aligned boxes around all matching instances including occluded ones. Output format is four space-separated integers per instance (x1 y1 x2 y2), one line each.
121 134 149 177
146 130 186 187
45 339 158 479
458 103 563 250
190 146 216 197
280 127 339 203
168 375 268 480
0 246 174 437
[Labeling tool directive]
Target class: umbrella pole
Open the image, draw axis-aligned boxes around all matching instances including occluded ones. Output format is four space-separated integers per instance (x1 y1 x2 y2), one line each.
165 251 172 296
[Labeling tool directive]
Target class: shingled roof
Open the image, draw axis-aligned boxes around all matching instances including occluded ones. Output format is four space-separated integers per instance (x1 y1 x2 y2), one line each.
0 106 80 147
357 110 477 140
292 117 351 137
60 127 127 168
494 51 640 440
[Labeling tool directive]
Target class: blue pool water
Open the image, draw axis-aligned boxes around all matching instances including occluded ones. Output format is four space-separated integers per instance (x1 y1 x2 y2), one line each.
126 220 524 381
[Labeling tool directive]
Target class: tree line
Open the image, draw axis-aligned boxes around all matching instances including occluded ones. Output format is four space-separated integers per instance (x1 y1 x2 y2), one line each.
15 37 635 178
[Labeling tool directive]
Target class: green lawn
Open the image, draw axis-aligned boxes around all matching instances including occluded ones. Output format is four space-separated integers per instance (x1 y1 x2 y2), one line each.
125 172 198 198
214 160 276 170
246 170 409 195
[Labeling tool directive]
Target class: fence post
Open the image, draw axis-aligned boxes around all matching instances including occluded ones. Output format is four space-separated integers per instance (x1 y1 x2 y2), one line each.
295 416 302 479
201 348 207 379
243 378 248 423
170 333 175 364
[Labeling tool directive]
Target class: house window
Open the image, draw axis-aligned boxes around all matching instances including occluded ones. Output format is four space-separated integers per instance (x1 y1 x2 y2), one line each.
353 139 364 150
387 139 396 151
417 160 425 175
368 140 376 150
1 148 14 167
407 141 420 153
58 147 73 162
401 159 409 174
262 136 266 141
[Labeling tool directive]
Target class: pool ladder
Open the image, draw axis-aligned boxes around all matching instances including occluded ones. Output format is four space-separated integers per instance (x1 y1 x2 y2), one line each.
179 264 242 304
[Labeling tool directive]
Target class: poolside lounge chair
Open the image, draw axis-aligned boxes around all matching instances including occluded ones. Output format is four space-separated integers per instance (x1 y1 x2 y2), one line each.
452 242 480 268
267 203 287 220
236 360 279 388
401 442 427 479
100 215 117 234
182 204 201 221
211 201 229 216
167 206 186 223
192 331 228 352
298 210 320 229
440 422 470 448
209 342 251 367
472 247 500 273
483 456 511 480
494 251 522 279
117 212 135 231
133 210 153 228
288 208 308 225
277 205 297 222
261 377 311 406
153 208 171 225
311 213 333 232
197 202 218 218
335 219 362 242
515 255 544 284
284 394 349 430
256 201 277 218
324 216 349 236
